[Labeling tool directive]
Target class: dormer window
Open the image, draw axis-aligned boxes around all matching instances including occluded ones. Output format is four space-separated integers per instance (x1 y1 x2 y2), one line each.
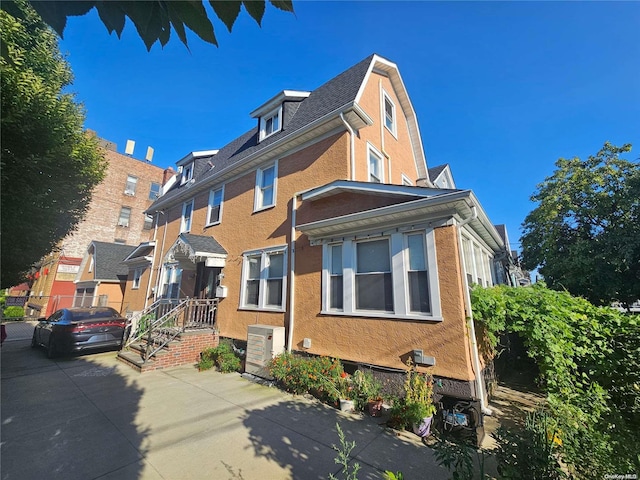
259 106 282 141
181 162 194 185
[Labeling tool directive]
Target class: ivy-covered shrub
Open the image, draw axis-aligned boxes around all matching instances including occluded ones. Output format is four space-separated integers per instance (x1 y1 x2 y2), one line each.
472 283 640 477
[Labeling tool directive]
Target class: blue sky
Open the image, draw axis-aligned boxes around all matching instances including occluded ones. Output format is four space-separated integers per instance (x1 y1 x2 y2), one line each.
59 1 640 252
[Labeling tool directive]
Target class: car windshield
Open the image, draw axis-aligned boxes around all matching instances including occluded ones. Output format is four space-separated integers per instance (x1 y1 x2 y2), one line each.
70 309 120 321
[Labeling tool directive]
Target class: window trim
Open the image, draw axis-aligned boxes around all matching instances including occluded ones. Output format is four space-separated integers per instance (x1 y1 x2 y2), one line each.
321 230 441 320
382 90 397 138
259 105 283 141
149 182 161 200
367 144 384 184
461 232 495 288
401 174 413 186
124 175 138 196
239 246 287 312
117 206 132 228
180 162 194 185
180 199 194 233
254 161 278 212
206 186 224 226
132 267 143 289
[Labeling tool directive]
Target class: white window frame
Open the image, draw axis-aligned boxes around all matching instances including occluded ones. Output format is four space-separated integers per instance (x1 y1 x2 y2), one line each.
461 232 495 288
382 90 397 137
259 105 282 141
321 229 441 320
181 199 194 233
239 246 287 312
180 162 194 185
117 206 131 227
254 161 278 212
149 182 161 200
132 267 143 289
402 174 413 186
143 214 153 230
206 186 224 226
367 144 384 184
124 175 138 196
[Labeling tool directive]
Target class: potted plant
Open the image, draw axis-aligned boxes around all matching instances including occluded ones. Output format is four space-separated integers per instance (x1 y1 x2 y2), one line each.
351 370 384 415
322 372 355 412
389 360 436 437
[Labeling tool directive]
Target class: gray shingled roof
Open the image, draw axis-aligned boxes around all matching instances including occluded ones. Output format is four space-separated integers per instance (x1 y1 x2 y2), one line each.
428 164 448 182
181 233 227 255
92 242 136 281
151 54 376 209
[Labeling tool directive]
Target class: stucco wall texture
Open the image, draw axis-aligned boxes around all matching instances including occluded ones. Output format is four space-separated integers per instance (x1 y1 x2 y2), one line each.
292 225 476 382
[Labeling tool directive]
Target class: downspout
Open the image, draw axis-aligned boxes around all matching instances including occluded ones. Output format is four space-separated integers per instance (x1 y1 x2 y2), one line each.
339 112 356 181
154 210 169 302
457 205 492 415
286 193 299 352
144 211 163 309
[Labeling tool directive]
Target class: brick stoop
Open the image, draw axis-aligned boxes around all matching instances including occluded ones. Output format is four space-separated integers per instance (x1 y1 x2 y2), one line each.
117 328 219 372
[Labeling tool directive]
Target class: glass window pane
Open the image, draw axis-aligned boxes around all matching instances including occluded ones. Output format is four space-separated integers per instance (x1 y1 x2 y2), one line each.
245 280 259 306
272 112 280 131
407 234 426 271
261 186 274 207
248 256 260 279
208 205 220 224
261 166 275 188
369 151 381 182
213 189 223 205
409 271 430 313
268 253 284 278
266 279 283 306
356 273 393 311
357 239 390 273
330 276 343 310
330 245 342 274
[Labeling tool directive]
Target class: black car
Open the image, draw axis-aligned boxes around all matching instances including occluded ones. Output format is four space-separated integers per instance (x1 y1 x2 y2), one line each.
31 307 127 358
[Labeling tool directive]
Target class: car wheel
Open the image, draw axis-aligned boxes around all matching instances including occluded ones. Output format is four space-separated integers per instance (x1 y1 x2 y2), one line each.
31 331 37 348
46 337 57 359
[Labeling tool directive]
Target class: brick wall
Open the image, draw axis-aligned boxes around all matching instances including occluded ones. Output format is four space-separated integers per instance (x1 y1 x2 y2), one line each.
143 330 220 372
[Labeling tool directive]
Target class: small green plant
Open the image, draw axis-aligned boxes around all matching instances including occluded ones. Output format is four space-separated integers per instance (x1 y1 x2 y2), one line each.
328 423 360 480
388 360 436 430
434 436 490 480
351 370 382 411
199 341 241 373
382 471 403 480
269 352 344 400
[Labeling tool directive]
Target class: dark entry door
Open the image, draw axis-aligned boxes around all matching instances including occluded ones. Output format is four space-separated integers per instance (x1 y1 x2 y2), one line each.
195 262 221 299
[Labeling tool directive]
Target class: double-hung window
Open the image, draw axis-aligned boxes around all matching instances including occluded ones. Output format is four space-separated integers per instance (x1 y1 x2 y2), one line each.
461 233 495 287
181 200 194 233
118 207 131 227
241 247 287 310
382 91 397 136
355 239 393 311
132 267 143 289
255 162 277 211
207 187 224 225
368 145 383 183
149 182 161 200
259 106 282 141
125 175 137 195
323 230 440 319
181 162 194 184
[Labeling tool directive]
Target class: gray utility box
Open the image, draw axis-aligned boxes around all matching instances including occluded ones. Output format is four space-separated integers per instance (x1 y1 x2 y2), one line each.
245 325 286 379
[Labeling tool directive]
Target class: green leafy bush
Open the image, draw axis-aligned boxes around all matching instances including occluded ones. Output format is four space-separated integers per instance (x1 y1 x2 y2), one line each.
269 352 344 400
472 283 640 477
199 341 241 373
3 306 24 318
351 370 382 411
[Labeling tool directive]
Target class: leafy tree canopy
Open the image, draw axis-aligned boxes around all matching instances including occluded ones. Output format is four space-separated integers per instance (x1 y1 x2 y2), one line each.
520 142 640 307
1 0 294 51
1 0 106 287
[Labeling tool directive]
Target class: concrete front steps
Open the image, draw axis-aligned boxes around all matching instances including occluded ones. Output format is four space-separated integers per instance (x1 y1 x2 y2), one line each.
117 328 219 373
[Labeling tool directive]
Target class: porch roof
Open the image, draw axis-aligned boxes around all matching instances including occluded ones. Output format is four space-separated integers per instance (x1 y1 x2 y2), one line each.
180 233 227 256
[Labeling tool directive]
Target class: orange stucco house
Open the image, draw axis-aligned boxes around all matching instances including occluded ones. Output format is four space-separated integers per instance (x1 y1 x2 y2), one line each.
121 54 506 410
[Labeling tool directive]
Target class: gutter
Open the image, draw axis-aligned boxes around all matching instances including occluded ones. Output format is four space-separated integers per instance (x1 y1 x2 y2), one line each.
457 205 493 415
287 193 299 352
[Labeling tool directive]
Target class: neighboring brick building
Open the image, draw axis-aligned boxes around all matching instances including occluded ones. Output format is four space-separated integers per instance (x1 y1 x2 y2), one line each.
26 140 166 318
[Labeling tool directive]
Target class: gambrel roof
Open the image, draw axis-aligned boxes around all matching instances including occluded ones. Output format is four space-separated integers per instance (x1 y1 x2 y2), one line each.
147 54 430 213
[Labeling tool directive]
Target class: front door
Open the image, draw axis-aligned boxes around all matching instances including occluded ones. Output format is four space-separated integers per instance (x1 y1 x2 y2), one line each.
195 262 220 299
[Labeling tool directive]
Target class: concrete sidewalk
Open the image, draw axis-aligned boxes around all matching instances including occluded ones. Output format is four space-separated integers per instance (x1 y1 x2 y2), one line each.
1 333 448 480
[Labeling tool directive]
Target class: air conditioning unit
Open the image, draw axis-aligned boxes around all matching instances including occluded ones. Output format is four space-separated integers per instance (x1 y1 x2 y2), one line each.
245 325 285 379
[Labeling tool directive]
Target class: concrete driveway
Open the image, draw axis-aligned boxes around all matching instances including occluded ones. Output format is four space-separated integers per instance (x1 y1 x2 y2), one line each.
1 322 448 480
